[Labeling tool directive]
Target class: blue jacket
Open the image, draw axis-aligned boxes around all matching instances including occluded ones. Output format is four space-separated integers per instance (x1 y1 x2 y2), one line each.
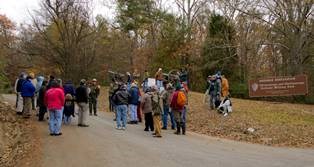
128 86 139 105
63 83 76 96
21 80 36 97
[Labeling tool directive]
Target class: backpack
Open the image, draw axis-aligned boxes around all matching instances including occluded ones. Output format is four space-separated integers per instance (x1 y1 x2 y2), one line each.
151 93 162 115
177 91 187 108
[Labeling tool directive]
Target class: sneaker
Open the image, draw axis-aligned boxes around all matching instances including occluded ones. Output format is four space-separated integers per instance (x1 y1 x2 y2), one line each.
55 133 62 136
116 126 122 130
121 127 126 130
223 113 228 117
161 127 167 130
94 113 98 116
81 124 89 127
144 128 149 131
89 113 93 116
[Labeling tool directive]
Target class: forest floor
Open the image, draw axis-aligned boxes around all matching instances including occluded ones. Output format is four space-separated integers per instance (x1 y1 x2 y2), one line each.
100 87 314 148
0 97 40 167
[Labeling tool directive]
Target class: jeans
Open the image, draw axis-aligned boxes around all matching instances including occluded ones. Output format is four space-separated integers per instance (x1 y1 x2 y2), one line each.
129 104 138 121
162 106 175 129
64 115 72 124
116 105 128 128
49 109 63 134
182 106 187 128
156 80 163 90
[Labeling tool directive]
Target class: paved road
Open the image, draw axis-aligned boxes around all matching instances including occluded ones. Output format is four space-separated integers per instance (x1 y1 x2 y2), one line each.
2 94 314 167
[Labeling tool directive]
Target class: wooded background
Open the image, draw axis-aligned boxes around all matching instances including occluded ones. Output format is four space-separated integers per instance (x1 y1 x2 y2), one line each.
0 0 313 103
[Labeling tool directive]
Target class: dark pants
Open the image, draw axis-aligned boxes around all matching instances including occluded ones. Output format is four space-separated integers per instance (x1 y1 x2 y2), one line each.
109 96 114 112
144 112 154 131
89 99 97 115
38 106 47 121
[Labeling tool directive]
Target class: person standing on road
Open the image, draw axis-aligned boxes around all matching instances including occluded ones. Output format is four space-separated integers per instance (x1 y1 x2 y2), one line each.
112 84 130 130
161 83 176 130
38 80 48 121
76 79 89 127
14 72 26 115
21 75 36 118
29 72 38 110
128 82 140 124
63 94 75 125
45 80 65 136
141 88 154 132
170 85 187 135
151 86 162 138
88 78 100 116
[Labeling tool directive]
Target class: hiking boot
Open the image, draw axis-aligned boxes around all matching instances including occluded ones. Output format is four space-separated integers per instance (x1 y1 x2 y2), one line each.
174 122 181 135
181 123 186 135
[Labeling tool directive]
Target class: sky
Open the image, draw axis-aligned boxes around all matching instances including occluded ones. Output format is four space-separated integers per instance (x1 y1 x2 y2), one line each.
0 0 115 25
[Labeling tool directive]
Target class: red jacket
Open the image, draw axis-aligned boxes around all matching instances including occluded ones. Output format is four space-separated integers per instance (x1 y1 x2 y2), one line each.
45 88 65 110
170 91 184 111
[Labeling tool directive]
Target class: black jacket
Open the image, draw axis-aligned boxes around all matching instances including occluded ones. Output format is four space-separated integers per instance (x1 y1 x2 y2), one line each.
112 89 130 105
37 85 47 107
76 85 88 103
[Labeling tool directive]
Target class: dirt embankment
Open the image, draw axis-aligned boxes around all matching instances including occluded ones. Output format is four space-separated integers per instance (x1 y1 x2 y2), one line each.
0 100 40 167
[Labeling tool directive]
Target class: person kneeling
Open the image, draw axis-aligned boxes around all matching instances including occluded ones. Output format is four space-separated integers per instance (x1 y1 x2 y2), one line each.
218 96 232 117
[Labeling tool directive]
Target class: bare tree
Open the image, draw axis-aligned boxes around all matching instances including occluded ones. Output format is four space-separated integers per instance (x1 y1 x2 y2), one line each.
30 0 98 81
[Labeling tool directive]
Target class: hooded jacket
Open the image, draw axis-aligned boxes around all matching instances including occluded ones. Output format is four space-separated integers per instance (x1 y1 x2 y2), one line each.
21 80 36 97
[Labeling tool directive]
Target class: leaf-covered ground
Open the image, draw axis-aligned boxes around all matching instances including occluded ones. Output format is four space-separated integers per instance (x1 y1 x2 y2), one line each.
100 87 314 148
0 100 40 167
187 92 314 148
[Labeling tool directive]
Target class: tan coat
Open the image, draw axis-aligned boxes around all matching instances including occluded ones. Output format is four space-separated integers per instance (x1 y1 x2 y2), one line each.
141 92 153 114
221 77 229 97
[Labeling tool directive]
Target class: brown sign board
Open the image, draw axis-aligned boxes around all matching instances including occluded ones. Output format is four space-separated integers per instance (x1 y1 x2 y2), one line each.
249 75 308 97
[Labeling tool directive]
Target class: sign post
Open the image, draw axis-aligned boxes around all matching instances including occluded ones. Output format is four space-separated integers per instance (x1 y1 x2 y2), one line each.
249 75 308 97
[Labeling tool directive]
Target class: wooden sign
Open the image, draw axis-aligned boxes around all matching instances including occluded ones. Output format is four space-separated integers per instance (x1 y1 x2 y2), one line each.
249 75 308 97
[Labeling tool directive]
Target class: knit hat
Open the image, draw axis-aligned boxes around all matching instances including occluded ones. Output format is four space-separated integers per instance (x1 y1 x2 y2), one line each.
80 79 86 85
65 94 73 100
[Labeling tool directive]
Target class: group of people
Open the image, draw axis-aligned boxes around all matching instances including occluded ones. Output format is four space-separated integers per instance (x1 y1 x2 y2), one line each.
14 67 190 138
205 71 232 116
109 68 188 138
14 72 100 136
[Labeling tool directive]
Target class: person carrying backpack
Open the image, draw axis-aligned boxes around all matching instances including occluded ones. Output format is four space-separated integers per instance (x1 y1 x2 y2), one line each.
151 86 163 138
170 84 187 135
